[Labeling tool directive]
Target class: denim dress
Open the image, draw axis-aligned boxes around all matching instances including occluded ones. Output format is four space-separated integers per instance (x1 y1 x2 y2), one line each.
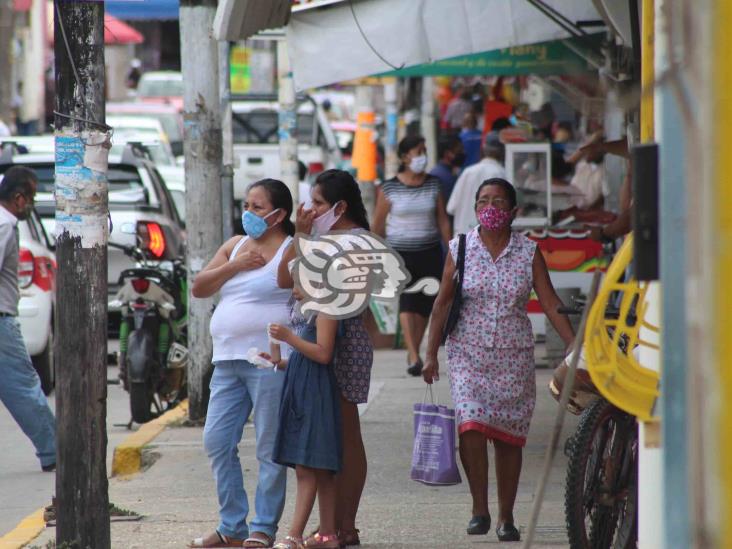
272 319 343 473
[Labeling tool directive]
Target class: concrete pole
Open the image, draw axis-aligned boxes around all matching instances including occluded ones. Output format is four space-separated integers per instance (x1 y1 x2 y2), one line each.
180 0 223 421
355 85 376 218
277 40 298 205
384 79 399 180
53 1 111 546
0 0 13 126
219 40 235 240
420 76 437 170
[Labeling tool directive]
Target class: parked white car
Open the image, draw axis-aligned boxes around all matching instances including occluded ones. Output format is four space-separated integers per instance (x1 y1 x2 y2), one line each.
17 209 56 395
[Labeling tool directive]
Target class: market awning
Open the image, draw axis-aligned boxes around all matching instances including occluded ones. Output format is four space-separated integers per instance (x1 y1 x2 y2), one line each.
106 0 179 21
213 0 292 41
285 0 603 90
379 34 603 78
104 14 144 45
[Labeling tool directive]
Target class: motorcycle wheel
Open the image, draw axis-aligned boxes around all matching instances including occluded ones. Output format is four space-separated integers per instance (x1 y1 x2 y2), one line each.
129 381 154 424
564 398 638 549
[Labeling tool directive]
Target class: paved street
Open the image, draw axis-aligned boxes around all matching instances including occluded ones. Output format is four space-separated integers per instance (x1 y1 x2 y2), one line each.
0 343 131 538
19 346 578 548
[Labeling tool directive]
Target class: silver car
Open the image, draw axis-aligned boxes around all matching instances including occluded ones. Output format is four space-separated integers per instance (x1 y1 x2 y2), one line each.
0 144 186 301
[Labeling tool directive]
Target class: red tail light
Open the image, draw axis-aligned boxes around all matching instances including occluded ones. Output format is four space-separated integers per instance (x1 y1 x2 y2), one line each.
138 222 166 259
18 248 34 289
131 278 150 294
33 257 54 292
308 162 325 175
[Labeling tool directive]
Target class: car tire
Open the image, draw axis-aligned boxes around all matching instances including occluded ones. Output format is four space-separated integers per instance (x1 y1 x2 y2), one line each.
32 331 54 396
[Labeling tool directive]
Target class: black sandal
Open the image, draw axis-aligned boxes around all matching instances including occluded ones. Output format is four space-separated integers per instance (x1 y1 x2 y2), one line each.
496 522 521 542
467 515 491 535
406 358 423 377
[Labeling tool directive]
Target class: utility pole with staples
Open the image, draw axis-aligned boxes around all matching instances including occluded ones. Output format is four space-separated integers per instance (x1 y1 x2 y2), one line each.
53 1 111 547
179 0 224 420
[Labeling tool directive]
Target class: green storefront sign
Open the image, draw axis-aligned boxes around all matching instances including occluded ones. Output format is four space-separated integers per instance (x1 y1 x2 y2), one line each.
380 35 601 77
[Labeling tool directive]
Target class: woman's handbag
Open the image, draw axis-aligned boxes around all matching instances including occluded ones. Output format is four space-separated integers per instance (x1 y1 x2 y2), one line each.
410 386 462 486
441 233 466 343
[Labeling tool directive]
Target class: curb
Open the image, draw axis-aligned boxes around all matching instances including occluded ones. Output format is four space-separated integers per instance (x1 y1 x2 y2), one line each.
0 507 45 549
111 399 189 477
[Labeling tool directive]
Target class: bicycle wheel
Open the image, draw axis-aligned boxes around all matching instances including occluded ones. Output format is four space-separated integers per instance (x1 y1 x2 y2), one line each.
565 398 638 549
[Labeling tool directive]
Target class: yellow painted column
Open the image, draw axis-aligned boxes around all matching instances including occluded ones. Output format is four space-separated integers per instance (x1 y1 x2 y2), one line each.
714 0 732 544
641 0 654 142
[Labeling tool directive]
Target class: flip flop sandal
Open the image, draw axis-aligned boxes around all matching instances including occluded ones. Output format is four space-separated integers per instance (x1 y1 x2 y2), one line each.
188 530 244 548
273 536 304 549
243 532 274 548
303 533 339 548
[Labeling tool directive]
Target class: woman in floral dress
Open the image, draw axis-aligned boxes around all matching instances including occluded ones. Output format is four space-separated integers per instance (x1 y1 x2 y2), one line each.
422 178 574 542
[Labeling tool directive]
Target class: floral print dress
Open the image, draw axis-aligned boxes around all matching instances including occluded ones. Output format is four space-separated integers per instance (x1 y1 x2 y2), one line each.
446 228 537 447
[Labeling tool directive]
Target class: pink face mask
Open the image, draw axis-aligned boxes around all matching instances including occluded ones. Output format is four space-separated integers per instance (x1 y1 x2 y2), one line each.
478 205 513 231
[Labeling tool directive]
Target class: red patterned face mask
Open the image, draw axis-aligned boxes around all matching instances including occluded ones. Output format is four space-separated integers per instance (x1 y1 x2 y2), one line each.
478 205 513 231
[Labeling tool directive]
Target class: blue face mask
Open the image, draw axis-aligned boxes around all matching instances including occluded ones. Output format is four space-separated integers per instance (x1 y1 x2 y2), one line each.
241 209 279 239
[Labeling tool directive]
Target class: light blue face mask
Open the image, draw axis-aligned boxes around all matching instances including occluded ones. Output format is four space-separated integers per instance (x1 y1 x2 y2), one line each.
241 208 279 239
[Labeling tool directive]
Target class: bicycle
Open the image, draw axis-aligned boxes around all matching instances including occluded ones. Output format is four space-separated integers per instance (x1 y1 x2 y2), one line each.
552 236 656 549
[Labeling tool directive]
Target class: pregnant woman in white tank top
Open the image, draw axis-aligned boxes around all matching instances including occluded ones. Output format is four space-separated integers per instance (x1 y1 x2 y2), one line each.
189 179 295 549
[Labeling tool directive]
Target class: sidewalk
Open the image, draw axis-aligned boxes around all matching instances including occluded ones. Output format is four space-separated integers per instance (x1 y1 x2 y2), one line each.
29 348 577 548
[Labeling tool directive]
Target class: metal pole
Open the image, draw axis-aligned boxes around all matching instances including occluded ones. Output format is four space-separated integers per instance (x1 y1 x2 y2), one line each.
420 76 437 170
384 78 399 180
219 40 235 240
656 0 690 545
180 0 223 421
53 1 110 546
0 0 13 126
277 40 298 205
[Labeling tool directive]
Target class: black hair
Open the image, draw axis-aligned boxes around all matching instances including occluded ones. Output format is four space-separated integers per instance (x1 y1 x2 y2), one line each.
475 177 517 209
397 135 426 172
247 178 295 236
491 117 512 132
437 135 462 160
314 169 370 230
0 166 36 202
298 160 308 182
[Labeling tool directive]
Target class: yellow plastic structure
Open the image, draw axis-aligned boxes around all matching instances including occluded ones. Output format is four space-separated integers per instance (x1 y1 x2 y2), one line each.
584 235 661 421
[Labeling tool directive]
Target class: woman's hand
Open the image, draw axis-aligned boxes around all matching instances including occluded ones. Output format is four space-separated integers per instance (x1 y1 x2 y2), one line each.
295 203 316 235
292 286 305 301
231 250 266 272
422 355 440 384
258 352 287 370
268 323 293 344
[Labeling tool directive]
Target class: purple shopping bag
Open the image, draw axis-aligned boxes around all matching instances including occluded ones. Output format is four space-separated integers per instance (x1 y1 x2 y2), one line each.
410 390 462 486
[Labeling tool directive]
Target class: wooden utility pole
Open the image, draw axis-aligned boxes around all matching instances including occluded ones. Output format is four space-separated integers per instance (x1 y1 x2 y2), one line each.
53 1 111 548
180 0 223 420
0 0 13 126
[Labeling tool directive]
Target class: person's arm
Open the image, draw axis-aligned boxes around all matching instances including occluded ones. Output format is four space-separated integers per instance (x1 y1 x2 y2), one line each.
532 249 574 348
619 167 632 211
435 193 452 246
268 315 339 365
191 237 265 298
371 187 390 238
422 251 457 384
587 207 633 242
277 242 296 289
0 224 12 273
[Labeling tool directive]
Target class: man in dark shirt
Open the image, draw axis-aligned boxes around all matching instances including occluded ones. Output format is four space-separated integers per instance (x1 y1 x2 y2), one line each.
429 135 465 203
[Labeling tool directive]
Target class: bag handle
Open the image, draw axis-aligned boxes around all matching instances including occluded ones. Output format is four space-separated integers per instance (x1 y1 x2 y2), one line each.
421 384 436 406
455 233 467 286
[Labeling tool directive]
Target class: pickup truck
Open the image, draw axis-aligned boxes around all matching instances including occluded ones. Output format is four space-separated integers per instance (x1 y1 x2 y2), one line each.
231 94 342 201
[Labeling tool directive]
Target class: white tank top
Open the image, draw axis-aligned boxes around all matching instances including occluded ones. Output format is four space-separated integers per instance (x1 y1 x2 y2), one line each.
210 235 293 362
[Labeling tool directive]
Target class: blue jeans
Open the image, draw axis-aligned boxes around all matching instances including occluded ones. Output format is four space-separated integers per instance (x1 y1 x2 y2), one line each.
0 317 56 467
203 360 287 540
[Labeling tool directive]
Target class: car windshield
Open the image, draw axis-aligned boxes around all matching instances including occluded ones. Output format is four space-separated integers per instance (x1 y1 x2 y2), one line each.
2 164 150 205
138 78 183 98
232 111 316 145
110 142 175 166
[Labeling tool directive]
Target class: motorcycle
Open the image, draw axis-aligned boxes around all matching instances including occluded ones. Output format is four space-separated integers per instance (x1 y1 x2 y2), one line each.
109 221 188 424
